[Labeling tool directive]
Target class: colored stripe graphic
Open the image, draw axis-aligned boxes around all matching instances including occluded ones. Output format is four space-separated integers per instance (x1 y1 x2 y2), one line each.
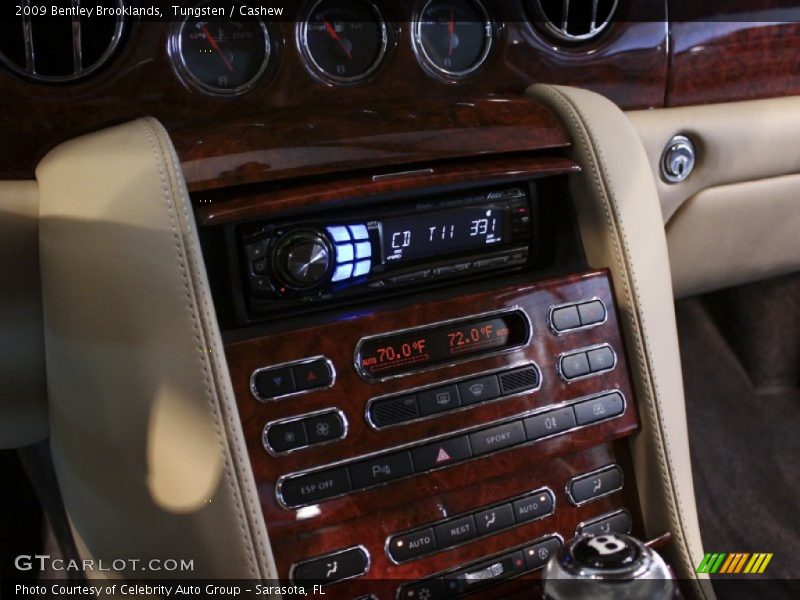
700 552 774 574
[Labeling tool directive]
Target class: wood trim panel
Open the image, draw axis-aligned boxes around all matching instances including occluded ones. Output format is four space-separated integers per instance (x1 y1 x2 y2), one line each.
225 269 644 591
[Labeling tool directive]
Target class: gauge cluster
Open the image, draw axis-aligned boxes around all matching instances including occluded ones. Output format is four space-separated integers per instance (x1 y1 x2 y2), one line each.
168 0 498 95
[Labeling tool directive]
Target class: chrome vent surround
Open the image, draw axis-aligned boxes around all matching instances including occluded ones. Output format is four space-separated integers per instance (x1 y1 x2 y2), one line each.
0 1 125 83
531 0 618 43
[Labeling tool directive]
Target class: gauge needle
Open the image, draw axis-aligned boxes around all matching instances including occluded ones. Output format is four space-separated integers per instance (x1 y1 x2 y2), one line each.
448 6 455 56
200 24 234 72
322 19 352 59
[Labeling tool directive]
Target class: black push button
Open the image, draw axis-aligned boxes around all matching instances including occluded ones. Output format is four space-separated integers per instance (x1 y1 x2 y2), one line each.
574 392 625 425
445 550 525 596
370 395 418 427
291 546 369 584
587 346 615 373
265 420 307 453
434 515 476 548
349 452 413 490
468 421 526 456
281 467 350 507
411 436 472 472
551 305 581 332
513 490 555 523
398 579 447 600
474 503 515 536
305 412 345 444
417 385 461 416
559 352 590 380
292 359 333 391
523 537 563 571
577 510 632 536
578 300 606 326
568 465 623 505
524 406 577 441
458 374 501 405
388 528 437 563
498 365 539 395
253 366 295 399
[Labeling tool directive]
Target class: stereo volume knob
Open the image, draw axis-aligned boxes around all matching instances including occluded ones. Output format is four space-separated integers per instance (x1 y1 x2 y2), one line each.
275 230 332 289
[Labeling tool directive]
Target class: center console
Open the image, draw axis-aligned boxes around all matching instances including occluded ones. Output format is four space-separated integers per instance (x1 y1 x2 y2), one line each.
199 155 652 598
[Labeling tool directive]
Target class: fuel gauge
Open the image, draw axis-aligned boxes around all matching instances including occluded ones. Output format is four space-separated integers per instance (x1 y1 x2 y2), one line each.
412 0 493 80
170 10 271 96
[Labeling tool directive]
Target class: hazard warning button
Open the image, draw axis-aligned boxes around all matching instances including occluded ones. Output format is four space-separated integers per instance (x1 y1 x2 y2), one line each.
411 436 472 473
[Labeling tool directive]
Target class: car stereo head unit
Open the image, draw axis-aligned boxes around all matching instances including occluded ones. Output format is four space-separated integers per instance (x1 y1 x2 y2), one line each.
234 184 539 319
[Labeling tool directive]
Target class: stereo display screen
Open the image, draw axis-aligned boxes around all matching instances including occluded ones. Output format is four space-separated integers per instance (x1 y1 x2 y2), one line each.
356 309 530 380
381 204 507 264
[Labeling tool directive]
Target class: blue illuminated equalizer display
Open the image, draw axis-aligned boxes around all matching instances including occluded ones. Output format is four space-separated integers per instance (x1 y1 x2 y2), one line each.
326 224 372 282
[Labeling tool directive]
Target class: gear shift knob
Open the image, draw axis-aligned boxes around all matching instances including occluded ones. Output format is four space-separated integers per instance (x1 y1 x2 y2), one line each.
543 533 677 600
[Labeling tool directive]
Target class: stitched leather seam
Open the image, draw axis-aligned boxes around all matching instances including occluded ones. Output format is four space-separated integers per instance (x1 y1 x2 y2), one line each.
138 119 258 579
154 118 276 580
535 86 708 600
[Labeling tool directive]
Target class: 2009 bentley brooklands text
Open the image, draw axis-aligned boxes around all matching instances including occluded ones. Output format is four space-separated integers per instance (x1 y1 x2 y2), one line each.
1 2 798 600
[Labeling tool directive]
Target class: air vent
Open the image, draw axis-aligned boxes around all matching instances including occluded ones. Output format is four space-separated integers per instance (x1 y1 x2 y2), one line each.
530 0 618 43
0 1 125 83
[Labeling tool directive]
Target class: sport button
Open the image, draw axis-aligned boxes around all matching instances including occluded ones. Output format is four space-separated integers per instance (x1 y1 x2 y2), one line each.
468 421 526 456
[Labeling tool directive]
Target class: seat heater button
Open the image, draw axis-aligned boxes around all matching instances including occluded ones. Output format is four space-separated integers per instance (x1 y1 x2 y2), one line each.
349 451 413 489
560 352 590 380
434 515 476 548
578 300 607 326
458 374 501 406
574 392 625 425
265 420 307 453
388 527 437 563
411 436 472 472
291 546 369 584
577 510 632 536
305 412 345 445
474 503 515 536
587 346 616 373
568 465 623 505
551 306 581 332
524 406 577 441
512 490 555 523
280 467 350 507
417 384 461 416
523 537 563 571
468 421 526 456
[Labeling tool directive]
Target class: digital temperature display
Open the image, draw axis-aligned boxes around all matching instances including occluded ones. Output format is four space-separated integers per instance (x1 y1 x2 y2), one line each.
381 204 507 264
356 309 530 380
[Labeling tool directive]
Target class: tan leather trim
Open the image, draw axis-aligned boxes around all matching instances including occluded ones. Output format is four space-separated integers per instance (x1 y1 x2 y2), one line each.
526 85 713 599
36 118 276 579
666 174 800 298
628 96 800 223
0 180 48 448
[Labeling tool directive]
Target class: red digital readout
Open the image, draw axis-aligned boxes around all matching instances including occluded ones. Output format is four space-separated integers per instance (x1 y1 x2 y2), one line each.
356 310 529 380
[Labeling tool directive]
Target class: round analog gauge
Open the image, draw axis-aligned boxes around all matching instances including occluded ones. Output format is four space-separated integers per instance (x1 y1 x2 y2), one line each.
299 0 388 84
170 11 271 96
413 0 493 79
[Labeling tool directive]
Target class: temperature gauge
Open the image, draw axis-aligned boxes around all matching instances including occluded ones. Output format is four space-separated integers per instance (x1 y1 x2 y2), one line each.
298 0 389 84
169 9 271 96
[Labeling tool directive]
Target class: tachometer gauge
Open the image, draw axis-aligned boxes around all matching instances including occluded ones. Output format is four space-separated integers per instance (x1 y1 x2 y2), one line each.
170 10 271 96
413 0 493 80
299 0 388 84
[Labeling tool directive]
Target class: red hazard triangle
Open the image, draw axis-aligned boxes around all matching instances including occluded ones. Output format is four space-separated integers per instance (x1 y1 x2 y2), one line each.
435 447 451 463
307 371 317 381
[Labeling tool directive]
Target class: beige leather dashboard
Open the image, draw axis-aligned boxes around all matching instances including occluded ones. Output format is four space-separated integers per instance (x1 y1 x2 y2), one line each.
628 97 800 298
